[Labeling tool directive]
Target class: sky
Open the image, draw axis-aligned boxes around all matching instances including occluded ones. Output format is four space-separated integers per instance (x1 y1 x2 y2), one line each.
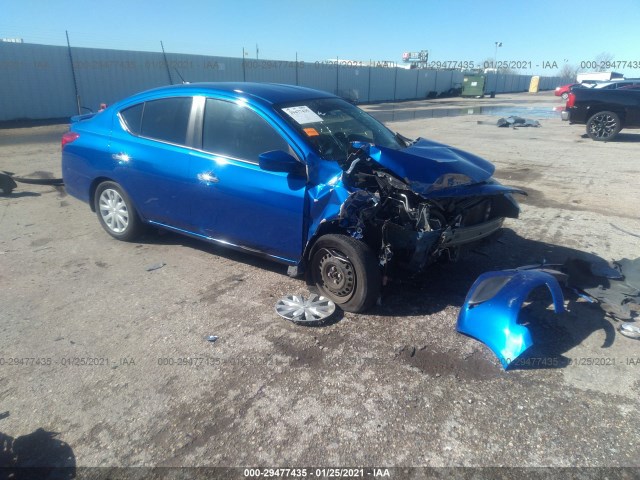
2 0 640 76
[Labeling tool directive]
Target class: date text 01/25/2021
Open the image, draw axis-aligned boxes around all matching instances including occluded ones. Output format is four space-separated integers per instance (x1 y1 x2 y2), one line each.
243 468 391 477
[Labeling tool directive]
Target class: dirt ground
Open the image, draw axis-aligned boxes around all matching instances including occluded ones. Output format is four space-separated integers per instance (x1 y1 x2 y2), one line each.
1 91 639 473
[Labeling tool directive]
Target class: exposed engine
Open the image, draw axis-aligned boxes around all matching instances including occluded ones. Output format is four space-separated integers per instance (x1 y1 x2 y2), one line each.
337 145 520 272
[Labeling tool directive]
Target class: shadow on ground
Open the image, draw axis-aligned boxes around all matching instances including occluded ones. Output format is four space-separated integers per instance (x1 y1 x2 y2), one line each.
0 412 75 478
132 226 626 371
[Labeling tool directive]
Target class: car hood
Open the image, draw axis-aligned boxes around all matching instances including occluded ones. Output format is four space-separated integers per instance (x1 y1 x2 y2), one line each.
357 138 497 196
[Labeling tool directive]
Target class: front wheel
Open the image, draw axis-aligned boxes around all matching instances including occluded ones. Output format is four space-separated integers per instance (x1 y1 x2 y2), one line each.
310 234 381 313
586 111 622 141
94 181 144 241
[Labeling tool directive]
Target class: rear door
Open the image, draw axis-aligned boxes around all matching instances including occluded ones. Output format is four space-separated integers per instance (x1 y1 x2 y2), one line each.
109 96 197 229
187 96 307 263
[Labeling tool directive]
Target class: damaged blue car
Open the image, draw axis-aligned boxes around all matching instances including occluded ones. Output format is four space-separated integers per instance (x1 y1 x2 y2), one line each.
62 82 524 312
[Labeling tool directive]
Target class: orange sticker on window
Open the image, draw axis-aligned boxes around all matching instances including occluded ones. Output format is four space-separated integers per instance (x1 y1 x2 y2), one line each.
303 127 319 137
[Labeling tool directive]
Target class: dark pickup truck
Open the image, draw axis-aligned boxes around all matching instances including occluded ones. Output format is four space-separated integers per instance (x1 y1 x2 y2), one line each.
562 88 640 141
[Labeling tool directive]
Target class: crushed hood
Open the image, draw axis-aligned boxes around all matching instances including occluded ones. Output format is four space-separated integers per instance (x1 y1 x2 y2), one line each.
355 138 499 196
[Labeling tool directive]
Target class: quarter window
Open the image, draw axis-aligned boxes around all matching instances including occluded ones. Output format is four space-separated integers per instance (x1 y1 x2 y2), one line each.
120 103 143 135
202 98 289 163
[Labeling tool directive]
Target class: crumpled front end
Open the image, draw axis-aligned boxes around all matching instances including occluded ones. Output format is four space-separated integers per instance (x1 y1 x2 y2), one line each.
304 141 525 273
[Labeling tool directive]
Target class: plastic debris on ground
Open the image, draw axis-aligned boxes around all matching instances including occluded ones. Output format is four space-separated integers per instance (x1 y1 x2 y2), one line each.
145 262 166 272
496 116 541 128
619 323 640 339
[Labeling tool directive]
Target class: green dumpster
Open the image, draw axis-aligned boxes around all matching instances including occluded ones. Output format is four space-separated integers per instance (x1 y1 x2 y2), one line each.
462 74 486 97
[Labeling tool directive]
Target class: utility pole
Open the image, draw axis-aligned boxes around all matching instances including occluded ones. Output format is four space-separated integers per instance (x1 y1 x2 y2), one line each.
65 30 81 114
160 41 173 85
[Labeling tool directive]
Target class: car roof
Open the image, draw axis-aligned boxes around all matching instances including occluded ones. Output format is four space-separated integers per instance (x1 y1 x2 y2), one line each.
128 82 336 105
593 79 640 88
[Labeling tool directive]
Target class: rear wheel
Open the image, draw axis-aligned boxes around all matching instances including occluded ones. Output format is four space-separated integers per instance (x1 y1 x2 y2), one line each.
94 181 144 241
310 234 380 313
586 111 622 141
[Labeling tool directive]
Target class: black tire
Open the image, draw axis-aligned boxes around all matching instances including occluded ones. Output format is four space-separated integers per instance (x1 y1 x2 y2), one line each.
310 234 381 313
586 111 622 141
94 181 144 241
561 92 569 100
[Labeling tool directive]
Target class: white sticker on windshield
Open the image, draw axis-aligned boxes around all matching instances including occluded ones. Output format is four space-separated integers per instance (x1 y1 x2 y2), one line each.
282 106 323 125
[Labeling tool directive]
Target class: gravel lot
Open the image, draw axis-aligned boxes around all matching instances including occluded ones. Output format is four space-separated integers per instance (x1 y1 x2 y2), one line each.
1 91 639 474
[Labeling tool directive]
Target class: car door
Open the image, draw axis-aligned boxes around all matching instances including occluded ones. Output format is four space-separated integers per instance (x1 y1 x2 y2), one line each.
187 97 307 263
109 96 196 229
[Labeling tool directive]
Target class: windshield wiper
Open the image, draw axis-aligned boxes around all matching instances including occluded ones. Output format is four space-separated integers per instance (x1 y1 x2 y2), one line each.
395 132 415 147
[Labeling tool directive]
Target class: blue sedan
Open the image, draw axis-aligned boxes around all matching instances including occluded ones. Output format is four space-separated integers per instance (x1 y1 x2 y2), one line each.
62 82 523 312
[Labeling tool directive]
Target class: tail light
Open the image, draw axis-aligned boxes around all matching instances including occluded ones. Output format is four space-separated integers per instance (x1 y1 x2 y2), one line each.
61 132 80 149
566 92 576 108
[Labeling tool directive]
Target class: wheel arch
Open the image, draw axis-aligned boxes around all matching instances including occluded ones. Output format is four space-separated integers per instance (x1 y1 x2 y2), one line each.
303 220 346 264
89 176 115 212
588 107 626 126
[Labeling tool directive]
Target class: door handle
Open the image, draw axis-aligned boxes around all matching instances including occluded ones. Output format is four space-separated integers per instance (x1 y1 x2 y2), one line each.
197 171 219 183
112 153 131 162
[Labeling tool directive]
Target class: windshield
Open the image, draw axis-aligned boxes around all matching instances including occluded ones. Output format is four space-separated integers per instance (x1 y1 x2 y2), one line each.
276 97 404 161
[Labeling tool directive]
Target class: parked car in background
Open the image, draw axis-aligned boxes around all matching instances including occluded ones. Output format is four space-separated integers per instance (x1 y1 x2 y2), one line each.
555 83 580 100
593 79 640 90
562 87 640 141
555 83 595 100
62 83 523 312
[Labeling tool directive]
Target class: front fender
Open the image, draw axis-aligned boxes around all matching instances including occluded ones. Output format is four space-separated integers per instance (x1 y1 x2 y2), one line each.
457 269 566 368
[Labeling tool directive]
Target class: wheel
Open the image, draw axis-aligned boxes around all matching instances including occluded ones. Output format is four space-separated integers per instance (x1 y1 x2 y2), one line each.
561 92 569 100
586 111 622 141
310 234 381 313
94 181 144 241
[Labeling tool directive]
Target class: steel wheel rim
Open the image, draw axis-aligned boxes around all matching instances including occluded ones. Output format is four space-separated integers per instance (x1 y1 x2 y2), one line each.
590 114 617 138
99 188 129 233
275 294 336 323
317 248 355 299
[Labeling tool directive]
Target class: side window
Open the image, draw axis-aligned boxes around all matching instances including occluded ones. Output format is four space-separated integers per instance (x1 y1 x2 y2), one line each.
120 103 143 135
140 97 193 146
203 98 289 163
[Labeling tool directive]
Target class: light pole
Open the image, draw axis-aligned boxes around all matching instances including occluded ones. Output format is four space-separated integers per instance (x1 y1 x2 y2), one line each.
494 41 502 70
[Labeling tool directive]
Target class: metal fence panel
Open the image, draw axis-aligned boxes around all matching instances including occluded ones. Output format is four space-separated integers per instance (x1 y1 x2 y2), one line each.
0 42 567 121
0 43 77 119
395 69 419 100
368 67 396 102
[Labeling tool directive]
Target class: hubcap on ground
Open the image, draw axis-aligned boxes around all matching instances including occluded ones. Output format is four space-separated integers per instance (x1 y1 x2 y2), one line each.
99 188 129 233
275 294 336 323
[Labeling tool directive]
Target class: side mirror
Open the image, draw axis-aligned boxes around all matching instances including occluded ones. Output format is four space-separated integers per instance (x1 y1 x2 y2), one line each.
259 150 305 175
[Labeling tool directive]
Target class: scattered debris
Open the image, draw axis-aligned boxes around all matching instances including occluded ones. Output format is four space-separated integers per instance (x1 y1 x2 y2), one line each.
619 323 640 339
563 258 640 320
457 267 566 368
275 294 336 324
496 116 541 128
0 172 18 195
145 262 166 272
206 335 219 343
